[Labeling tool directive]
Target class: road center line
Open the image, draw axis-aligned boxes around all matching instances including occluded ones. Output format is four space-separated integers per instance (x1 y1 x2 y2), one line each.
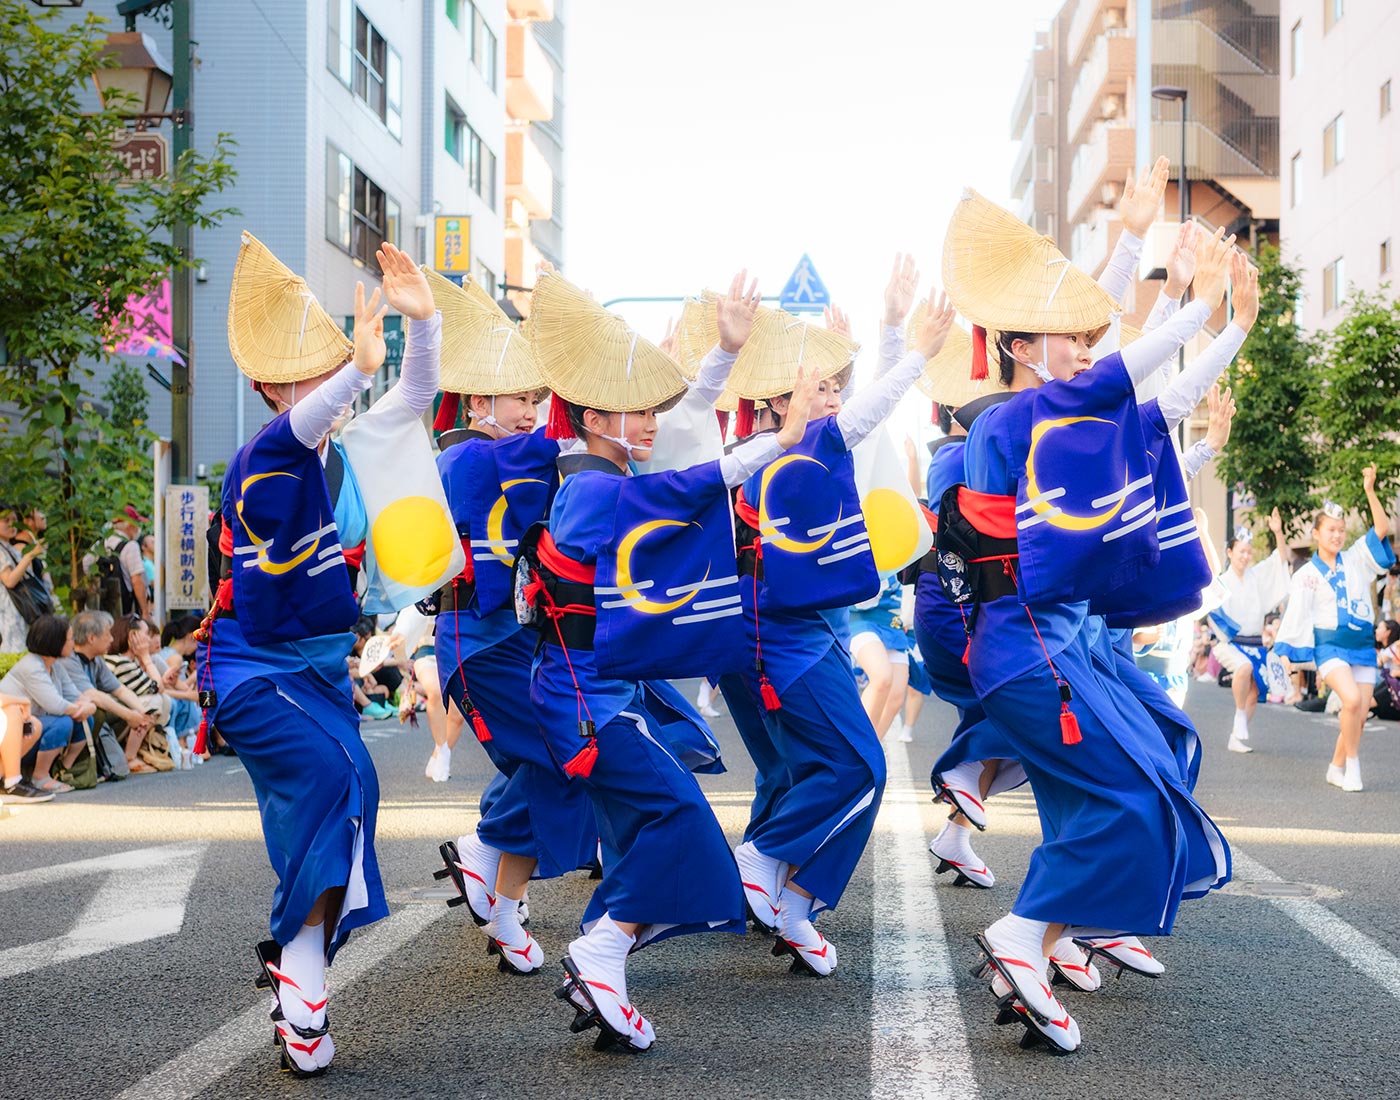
114 901 450 1100
1233 849 1400 1003
870 738 980 1100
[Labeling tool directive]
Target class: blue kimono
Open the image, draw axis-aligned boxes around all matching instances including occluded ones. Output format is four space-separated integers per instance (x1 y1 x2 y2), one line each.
203 413 386 961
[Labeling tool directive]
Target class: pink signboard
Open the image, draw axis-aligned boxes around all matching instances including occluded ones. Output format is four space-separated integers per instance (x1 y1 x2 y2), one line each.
107 279 184 364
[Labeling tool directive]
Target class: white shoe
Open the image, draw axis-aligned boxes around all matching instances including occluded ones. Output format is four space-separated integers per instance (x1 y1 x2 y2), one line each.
898 721 914 743
699 704 721 718
1326 692 1343 714
1074 934 1165 978
433 744 452 782
886 715 905 741
1227 734 1254 754
774 888 837 976
1327 763 1346 789
1343 757 1363 793
932 760 989 830
425 746 440 780
485 898 544 974
560 915 654 1050
437 835 500 925
976 914 1079 1052
929 820 995 888
1048 937 1102 993
734 841 783 932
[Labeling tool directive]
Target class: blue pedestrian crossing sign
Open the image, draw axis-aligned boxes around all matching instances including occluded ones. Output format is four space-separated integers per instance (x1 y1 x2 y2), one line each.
778 253 830 313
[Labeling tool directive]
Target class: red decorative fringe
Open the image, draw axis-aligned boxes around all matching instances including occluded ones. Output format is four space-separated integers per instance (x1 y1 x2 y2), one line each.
563 739 598 777
1059 705 1082 745
736 399 755 440
545 394 574 440
971 325 989 381
715 410 730 439
194 717 209 756
471 710 492 743
759 676 782 711
961 639 971 666
433 392 461 432
931 401 941 426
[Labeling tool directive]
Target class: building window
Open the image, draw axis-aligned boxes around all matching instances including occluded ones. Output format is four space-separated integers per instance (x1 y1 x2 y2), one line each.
467 126 498 210
1323 257 1346 313
325 143 398 271
470 4 498 90
1324 0 1343 33
1323 114 1345 172
445 0 461 29
1383 80 1393 118
1383 238 1393 275
1290 151 1302 208
328 4 402 139
445 98 466 164
1290 21 1302 77
474 261 497 298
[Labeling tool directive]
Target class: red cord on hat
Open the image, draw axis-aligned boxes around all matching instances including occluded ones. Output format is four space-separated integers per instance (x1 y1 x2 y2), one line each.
970 326 989 381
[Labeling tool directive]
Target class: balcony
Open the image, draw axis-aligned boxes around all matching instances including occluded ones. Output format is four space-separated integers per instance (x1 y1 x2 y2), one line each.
507 0 554 19
1150 119 1274 180
1009 36 1054 138
1067 0 1129 67
1065 30 1134 145
505 231 543 315
1018 178 1054 228
1010 113 1053 199
505 127 553 219
506 23 554 122
1066 121 1135 225
1069 212 1116 277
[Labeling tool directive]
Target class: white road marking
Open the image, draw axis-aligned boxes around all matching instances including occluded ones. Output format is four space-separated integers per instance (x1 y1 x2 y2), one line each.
114 901 449 1100
0 844 207 980
870 738 980 1100
1233 850 1400 1003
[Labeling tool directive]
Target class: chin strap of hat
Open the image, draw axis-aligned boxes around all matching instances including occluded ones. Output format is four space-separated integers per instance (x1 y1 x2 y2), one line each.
596 330 644 459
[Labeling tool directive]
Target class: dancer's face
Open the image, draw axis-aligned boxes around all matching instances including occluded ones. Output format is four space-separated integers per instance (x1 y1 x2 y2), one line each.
1009 333 1095 382
470 392 540 436
584 407 658 464
1314 514 1346 556
1228 540 1254 571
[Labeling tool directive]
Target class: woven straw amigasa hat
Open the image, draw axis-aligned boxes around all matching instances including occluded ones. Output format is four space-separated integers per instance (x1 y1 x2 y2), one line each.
528 270 689 414
227 232 353 384
941 190 1119 376
726 305 858 402
674 291 722 382
425 267 545 397
911 308 1010 408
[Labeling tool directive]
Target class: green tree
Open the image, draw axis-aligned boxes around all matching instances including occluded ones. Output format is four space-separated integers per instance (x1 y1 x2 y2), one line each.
1313 285 1400 512
1219 246 1322 535
0 4 236 604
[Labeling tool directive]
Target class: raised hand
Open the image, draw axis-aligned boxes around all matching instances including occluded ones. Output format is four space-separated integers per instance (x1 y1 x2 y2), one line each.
777 365 819 449
1119 156 1171 238
823 304 852 340
1364 464 1378 494
353 280 389 376
657 316 679 359
1204 383 1236 452
883 252 920 327
716 269 760 354
375 243 436 320
1163 221 1198 298
913 291 956 360
1268 506 1284 539
1191 226 1237 310
1230 251 1260 332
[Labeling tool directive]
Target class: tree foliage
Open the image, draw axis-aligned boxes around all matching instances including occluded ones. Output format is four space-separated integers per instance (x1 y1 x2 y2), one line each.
0 4 237 604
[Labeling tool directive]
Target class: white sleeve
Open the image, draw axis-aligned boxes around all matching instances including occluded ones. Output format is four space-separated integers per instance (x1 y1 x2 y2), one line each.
691 346 738 405
390 312 443 416
1097 230 1144 303
1156 322 1248 428
835 350 927 449
877 324 906 380
1120 300 1211 387
1182 440 1215 482
1143 290 1180 333
288 362 376 448
1273 568 1317 660
720 433 783 488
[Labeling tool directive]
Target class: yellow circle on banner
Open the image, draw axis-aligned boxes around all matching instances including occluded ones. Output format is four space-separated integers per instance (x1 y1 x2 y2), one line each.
861 487 922 573
371 496 456 587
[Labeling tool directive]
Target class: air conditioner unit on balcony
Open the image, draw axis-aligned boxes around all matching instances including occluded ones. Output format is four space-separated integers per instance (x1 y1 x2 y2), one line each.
1101 94 1124 119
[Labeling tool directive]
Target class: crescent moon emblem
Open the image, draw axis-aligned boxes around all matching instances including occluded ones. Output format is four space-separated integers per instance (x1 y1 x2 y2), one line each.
236 472 323 575
485 477 547 565
1023 416 1128 532
757 453 841 553
615 519 707 615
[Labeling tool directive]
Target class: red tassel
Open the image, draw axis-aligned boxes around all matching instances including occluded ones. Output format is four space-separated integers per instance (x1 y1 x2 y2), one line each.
471 710 492 743
759 676 782 711
1059 705 1082 745
194 717 209 756
971 325 989 381
736 398 755 439
962 639 971 666
715 409 730 439
545 393 575 440
433 392 461 432
563 739 598 777
931 401 940 426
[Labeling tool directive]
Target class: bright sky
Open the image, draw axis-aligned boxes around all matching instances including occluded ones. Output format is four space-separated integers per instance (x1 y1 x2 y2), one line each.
565 0 1064 444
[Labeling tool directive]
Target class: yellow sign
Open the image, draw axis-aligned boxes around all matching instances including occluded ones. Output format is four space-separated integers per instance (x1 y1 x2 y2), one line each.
435 216 471 273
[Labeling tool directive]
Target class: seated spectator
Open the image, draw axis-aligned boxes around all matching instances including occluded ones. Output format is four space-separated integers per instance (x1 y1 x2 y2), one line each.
105 615 182 768
0 615 97 793
152 616 203 764
1372 619 1400 721
1 692 53 803
60 609 159 773
349 617 398 720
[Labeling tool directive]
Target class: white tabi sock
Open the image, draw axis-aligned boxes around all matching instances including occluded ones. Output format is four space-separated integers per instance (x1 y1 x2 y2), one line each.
277 921 327 1028
1232 709 1249 740
776 884 813 933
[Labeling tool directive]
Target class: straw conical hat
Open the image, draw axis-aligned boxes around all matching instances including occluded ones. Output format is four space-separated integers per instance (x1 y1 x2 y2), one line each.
424 267 546 396
227 231 353 384
727 306 858 402
942 190 1118 344
674 292 721 381
528 271 688 412
914 322 1011 407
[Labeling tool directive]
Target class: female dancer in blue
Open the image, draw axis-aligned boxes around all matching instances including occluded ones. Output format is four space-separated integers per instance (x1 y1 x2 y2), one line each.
726 293 956 975
204 235 439 1076
1275 467 1394 793
941 191 1232 1052
524 271 817 1052
425 267 596 974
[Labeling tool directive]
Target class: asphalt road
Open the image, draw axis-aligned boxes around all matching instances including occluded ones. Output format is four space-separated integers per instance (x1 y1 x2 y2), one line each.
4 675 1400 1099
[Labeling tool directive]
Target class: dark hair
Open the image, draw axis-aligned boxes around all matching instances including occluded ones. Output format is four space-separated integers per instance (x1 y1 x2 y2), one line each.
1383 619 1400 646
353 615 377 639
1225 534 1248 551
251 381 279 414
26 614 71 658
160 615 201 649
564 401 592 439
936 403 953 434
995 331 1037 387
109 613 150 655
